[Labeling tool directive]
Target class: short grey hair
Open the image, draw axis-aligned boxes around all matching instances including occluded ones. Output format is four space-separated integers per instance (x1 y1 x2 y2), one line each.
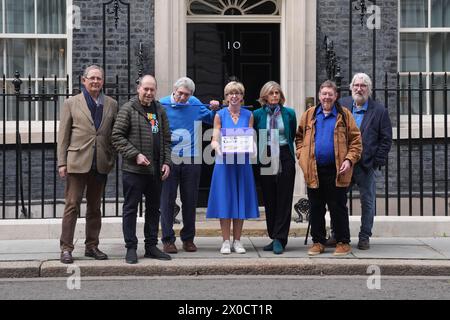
83 65 104 78
350 73 373 97
174 77 195 94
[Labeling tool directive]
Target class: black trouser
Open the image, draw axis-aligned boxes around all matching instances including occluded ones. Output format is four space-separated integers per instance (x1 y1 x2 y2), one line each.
122 171 162 249
259 145 296 248
307 165 350 245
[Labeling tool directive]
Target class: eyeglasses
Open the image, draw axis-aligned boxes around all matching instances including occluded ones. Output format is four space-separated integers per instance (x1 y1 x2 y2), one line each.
175 91 191 98
227 92 242 96
86 76 103 82
353 83 367 89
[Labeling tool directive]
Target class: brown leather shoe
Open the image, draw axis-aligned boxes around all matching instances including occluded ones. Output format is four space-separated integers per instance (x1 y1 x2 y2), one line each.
85 247 108 260
308 243 325 256
60 251 73 264
182 241 197 252
333 242 352 256
163 242 178 254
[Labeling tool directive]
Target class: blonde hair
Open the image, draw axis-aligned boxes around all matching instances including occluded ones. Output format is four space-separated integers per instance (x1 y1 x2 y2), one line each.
258 81 286 106
224 81 245 104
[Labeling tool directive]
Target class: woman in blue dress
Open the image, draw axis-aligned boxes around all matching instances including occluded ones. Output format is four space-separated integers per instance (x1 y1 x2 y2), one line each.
207 81 259 254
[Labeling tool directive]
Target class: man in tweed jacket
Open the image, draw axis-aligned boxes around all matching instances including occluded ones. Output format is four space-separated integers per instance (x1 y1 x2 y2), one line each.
58 65 118 264
112 75 172 264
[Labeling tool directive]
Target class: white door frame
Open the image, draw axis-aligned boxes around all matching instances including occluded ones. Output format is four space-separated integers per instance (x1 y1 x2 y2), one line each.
154 0 316 198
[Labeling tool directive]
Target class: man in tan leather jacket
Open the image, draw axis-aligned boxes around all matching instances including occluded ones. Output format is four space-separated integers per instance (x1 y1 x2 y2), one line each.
57 65 118 264
296 80 361 257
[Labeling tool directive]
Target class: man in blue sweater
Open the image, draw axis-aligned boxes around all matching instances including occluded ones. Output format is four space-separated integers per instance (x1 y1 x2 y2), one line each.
159 77 220 253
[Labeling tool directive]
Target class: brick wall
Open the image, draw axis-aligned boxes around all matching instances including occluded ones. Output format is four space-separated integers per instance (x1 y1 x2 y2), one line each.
72 0 155 100
316 0 398 91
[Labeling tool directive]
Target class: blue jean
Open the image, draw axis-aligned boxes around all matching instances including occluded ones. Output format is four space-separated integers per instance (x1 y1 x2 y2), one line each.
160 163 202 244
352 165 377 240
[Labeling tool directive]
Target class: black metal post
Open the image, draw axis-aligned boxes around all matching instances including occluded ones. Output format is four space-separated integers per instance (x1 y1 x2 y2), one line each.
66 75 71 218
127 2 131 94
27 76 32 218
419 73 424 216
115 74 120 217
407 73 412 216
445 73 449 217
431 73 436 216
103 3 107 79
54 76 58 218
384 72 389 216
2 75 6 219
41 76 46 218
349 0 353 84
372 0 376 99
396 73 401 216
13 71 22 218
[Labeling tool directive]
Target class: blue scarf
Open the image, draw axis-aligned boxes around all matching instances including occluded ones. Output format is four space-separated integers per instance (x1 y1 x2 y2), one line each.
82 87 104 130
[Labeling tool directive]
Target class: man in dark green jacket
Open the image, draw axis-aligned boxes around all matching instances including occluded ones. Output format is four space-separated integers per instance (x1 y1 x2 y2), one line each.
112 75 172 264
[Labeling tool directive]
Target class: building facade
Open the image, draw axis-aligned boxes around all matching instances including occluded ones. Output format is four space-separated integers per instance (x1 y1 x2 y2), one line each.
1 0 449 217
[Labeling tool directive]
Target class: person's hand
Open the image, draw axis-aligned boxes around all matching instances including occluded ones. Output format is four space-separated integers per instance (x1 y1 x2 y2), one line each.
211 141 222 156
209 100 221 111
161 164 170 181
339 159 352 175
59 166 67 178
136 153 151 166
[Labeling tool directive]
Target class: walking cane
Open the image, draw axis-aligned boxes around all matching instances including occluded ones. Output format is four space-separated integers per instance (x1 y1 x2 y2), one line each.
173 203 181 224
305 217 311 245
294 198 311 245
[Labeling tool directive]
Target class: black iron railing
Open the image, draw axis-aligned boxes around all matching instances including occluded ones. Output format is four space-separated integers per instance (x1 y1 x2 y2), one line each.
0 72 449 219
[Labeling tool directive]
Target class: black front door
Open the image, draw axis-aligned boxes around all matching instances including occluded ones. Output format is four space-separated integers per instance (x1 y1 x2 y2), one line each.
187 23 280 207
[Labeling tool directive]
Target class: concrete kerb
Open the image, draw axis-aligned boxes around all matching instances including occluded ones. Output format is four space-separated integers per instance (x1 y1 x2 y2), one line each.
1 216 449 278
2 258 450 278
1 216 450 240
0 261 41 278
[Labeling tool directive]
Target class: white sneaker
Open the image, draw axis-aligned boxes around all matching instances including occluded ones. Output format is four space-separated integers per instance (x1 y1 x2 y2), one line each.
232 240 246 254
220 240 231 254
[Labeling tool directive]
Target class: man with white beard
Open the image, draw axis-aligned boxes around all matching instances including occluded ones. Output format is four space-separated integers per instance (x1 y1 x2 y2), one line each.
328 73 392 250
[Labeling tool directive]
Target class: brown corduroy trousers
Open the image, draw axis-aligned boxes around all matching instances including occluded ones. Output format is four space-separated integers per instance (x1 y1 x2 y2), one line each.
60 172 105 252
